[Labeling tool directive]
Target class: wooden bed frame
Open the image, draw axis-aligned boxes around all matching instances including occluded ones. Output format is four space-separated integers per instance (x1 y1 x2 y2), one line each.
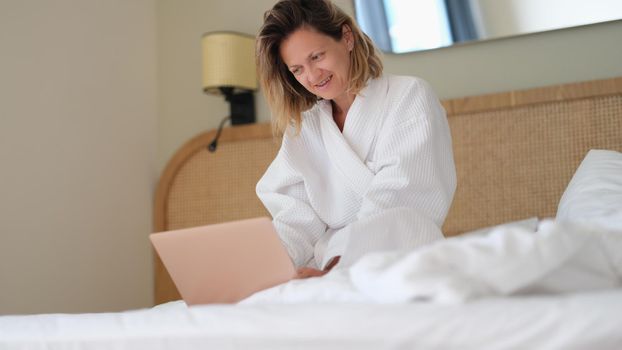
152 76 622 304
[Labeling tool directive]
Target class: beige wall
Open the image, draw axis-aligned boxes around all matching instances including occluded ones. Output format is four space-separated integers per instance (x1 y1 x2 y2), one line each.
156 0 622 173
0 0 157 314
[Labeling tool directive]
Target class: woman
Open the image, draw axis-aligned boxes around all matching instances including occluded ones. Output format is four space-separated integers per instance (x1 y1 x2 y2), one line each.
255 0 456 278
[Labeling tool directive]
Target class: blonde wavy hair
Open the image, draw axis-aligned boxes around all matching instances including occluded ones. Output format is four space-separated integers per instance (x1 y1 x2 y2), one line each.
256 0 383 136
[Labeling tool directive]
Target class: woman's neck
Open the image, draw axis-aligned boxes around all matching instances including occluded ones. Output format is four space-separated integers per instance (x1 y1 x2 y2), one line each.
331 93 355 132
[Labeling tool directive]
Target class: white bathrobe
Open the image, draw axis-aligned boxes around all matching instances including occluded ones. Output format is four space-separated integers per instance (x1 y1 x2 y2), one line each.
256 75 456 269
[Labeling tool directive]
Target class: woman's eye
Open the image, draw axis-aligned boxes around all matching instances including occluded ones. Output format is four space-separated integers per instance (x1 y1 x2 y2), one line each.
311 53 323 61
291 68 301 75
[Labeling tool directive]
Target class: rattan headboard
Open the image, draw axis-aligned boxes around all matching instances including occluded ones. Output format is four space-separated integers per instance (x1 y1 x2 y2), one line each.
153 76 622 304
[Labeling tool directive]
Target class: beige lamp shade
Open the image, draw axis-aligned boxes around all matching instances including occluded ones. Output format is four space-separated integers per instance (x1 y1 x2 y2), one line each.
202 32 257 94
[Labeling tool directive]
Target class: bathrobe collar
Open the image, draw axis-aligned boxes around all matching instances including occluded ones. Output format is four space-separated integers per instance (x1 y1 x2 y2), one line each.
316 76 388 197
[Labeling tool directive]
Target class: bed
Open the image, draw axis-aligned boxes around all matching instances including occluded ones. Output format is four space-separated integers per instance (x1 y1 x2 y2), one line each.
2 76 622 349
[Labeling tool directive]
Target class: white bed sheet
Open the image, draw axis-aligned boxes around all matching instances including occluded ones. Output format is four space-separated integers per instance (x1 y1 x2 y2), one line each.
2 290 622 350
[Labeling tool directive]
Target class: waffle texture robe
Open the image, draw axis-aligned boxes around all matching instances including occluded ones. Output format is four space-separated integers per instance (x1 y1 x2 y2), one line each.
256 75 456 269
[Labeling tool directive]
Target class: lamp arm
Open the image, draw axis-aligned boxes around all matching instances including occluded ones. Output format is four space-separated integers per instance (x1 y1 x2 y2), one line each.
207 115 232 152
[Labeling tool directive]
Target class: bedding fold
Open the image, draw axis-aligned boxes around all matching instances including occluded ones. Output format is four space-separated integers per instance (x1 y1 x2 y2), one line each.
242 219 622 304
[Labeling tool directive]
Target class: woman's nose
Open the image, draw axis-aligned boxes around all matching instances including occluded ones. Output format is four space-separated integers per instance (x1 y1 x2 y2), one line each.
307 66 322 84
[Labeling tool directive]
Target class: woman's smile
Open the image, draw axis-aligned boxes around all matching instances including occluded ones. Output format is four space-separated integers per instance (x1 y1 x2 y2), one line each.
314 75 332 89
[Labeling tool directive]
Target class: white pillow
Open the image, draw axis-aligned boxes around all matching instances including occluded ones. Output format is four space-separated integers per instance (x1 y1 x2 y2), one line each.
556 149 622 229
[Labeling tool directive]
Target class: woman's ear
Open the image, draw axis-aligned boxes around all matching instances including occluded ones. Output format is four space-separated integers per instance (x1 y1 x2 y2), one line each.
342 24 354 51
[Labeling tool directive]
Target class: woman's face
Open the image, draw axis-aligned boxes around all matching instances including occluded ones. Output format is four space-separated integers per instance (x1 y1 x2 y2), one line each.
280 25 353 102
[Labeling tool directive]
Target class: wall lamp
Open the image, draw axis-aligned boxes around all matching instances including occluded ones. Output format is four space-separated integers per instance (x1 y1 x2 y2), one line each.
201 31 257 151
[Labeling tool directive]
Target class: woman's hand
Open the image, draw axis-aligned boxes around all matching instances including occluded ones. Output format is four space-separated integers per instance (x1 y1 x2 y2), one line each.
295 256 341 279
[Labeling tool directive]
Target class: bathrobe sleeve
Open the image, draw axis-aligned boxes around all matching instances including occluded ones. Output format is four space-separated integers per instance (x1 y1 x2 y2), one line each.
334 78 457 268
256 142 328 268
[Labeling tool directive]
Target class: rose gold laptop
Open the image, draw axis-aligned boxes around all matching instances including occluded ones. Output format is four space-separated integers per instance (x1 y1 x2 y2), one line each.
150 217 295 305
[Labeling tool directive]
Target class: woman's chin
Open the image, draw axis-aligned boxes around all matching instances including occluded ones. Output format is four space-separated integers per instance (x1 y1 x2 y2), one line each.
314 90 338 101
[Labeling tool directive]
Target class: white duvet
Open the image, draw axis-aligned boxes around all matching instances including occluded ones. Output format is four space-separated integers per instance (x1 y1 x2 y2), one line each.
242 218 622 304
3 218 622 350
